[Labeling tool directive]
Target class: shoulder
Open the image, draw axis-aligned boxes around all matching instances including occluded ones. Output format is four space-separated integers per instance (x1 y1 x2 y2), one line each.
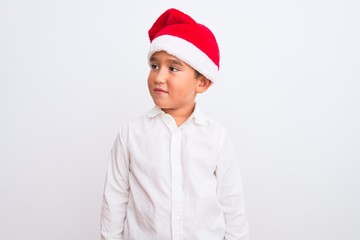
199 109 237 144
199 110 227 134
116 107 155 135
192 109 230 148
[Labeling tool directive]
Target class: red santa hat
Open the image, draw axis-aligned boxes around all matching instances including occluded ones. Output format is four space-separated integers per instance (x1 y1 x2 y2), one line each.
148 8 220 83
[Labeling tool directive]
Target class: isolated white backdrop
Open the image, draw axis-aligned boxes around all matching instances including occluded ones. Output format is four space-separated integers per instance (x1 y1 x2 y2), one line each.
1 0 359 239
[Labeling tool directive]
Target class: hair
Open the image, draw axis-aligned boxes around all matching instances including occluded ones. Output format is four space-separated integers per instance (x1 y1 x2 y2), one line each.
194 70 202 79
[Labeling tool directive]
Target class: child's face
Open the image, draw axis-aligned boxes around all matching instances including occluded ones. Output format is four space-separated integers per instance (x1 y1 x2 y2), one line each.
148 51 209 114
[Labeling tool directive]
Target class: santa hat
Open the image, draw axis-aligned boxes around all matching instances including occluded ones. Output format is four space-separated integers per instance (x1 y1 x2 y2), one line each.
148 8 220 83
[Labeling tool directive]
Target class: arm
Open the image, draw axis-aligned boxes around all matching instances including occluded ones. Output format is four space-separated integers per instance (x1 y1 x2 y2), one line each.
216 133 249 240
101 130 130 240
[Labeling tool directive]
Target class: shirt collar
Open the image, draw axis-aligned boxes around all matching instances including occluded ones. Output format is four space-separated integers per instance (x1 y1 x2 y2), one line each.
146 104 208 126
189 105 207 125
147 105 163 118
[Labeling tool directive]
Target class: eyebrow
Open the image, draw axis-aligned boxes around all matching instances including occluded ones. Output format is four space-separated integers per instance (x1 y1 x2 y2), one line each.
168 59 184 66
149 56 184 66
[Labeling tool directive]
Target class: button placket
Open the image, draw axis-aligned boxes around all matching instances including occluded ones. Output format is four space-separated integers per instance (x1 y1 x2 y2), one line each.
170 128 183 240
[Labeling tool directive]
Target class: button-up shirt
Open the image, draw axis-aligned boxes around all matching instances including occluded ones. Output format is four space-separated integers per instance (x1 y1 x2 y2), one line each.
101 106 249 240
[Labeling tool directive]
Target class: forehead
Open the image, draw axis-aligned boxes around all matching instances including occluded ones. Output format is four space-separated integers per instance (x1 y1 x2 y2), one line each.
150 51 187 65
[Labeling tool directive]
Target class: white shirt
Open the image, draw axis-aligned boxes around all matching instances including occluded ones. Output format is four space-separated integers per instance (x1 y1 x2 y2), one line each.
101 106 249 240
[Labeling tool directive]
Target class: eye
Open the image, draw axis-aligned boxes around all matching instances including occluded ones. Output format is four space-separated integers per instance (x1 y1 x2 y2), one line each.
169 66 179 72
150 63 158 70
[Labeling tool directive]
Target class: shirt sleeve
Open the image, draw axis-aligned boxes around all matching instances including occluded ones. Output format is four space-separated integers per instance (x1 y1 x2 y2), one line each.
101 128 130 240
216 132 250 240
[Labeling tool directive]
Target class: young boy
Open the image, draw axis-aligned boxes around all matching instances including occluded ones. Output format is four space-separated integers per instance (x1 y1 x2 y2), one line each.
101 8 249 240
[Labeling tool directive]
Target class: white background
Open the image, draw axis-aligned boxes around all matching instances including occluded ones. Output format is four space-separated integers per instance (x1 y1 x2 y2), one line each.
1 0 359 239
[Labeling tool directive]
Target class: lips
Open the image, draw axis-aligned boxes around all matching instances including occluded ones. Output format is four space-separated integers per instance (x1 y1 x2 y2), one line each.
154 87 168 94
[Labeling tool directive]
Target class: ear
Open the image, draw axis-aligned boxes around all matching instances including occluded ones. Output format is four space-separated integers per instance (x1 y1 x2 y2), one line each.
196 76 212 93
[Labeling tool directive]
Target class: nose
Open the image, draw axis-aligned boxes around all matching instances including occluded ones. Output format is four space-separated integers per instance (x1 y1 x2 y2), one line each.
154 67 167 84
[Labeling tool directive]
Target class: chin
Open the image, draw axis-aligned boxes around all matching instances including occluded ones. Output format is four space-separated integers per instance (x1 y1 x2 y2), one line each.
153 100 168 109
155 104 168 109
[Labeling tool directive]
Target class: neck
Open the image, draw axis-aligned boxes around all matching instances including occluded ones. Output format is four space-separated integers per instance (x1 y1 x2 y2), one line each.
162 104 195 126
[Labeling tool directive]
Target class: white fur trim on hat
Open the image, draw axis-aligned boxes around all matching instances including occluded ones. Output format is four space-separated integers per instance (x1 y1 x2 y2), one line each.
148 35 218 83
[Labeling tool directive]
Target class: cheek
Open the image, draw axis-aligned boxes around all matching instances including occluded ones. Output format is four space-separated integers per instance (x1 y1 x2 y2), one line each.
147 73 153 86
173 85 193 98
173 80 197 95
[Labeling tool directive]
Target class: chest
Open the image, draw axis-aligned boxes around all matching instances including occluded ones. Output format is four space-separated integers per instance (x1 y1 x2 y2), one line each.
127 126 221 176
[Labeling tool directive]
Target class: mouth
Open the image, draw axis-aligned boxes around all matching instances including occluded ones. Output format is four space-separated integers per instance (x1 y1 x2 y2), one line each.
154 88 168 94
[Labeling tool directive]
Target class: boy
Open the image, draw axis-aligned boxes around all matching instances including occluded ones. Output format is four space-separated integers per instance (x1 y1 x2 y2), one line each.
101 8 249 240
